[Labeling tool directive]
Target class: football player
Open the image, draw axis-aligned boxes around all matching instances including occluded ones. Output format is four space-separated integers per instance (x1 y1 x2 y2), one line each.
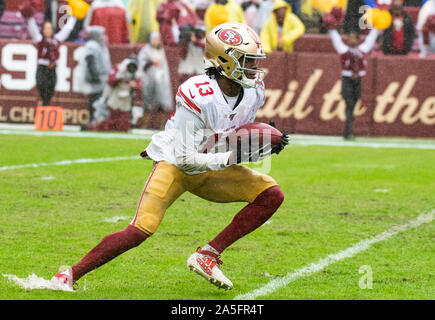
53 23 290 290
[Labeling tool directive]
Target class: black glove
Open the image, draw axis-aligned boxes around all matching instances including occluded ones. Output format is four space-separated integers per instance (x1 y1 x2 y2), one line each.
269 120 290 155
271 133 290 155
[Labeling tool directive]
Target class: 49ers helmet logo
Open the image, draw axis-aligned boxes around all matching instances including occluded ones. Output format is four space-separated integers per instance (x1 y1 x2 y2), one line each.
218 29 243 46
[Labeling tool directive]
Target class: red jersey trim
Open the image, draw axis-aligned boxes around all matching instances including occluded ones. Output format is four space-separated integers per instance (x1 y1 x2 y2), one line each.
177 88 202 114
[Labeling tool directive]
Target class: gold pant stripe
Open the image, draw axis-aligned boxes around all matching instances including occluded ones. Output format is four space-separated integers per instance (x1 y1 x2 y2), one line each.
131 163 158 226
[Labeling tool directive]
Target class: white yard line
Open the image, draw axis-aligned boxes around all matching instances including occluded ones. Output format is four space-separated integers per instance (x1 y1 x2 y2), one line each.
0 123 81 131
102 216 131 223
3 274 74 292
233 209 435 300
293 140 435 150
1 129 434 149
0 156 140 171
0 129 154 140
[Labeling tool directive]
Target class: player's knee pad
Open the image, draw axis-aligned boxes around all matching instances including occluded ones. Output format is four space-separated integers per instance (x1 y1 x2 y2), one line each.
132 163 184 236
134 193 167 235
145 168 175 200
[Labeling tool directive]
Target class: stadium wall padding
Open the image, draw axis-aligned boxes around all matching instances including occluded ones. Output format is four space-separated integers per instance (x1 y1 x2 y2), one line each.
0 40 434 138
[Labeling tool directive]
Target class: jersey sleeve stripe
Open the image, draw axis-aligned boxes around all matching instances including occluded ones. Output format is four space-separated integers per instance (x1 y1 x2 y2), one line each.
177 88 202 114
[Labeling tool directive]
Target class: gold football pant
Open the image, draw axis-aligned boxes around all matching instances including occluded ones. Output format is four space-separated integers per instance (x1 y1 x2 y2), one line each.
131 161 278 236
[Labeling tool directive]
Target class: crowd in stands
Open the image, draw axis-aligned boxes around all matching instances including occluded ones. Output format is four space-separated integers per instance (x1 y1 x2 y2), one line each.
0 0 434 132
1 1 433 54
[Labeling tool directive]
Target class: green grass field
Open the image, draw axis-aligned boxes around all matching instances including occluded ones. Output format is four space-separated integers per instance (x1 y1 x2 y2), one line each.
0 130 434 300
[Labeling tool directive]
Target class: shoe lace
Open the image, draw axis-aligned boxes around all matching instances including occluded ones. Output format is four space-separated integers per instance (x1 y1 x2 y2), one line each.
196 247 223 266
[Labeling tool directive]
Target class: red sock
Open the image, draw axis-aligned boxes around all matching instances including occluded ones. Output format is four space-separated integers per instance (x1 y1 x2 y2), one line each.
71 225 148 281
208 185 284 253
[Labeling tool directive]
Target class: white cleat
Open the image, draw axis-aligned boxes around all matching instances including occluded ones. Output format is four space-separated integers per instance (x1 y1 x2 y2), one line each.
187 247 233 290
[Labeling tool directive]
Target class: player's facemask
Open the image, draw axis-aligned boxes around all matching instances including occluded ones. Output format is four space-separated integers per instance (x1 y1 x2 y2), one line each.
228 49 266 89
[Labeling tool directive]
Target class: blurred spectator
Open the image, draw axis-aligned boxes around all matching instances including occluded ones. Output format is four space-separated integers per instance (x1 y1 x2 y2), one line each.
405 0 424 5
285 0 302 18
127 0 161 43
0 0 4 20
302 0 313 16
178 24 206 83
260 0 305 53
182 0 202 8
242 0 260 31
79 26 111 123
84 0 129 44
294 1 349 34
0 2 43 40
156 0 201 46
327 13 378 139
138 32 173 112
204 0 245 33
193 0 212 21
382 0 416 55
300 0 323 33
22 0 77 106
241 0 274 35
89 55 140 132
44 0 85 41
417 0 435 57
312 0 347 14
343 0 365 34
256 0 275 35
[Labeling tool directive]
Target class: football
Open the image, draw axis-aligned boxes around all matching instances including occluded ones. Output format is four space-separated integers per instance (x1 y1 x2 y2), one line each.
228 121 284 147
200 122 283 154
225 122 284 162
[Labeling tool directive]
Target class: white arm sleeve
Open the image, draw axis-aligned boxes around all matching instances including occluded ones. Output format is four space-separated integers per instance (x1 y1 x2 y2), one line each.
27 17 43 43
172 24 180 43
54 15 77 42
418 30 428 58
359 28 379 54
173 106 232 173
329 29 348 55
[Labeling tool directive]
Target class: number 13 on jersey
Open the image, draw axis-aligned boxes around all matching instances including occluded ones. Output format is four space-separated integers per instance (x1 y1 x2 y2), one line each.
195 82 214 96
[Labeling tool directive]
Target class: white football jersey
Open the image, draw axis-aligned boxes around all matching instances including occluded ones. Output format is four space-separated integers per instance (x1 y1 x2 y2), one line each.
145 74 265 175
